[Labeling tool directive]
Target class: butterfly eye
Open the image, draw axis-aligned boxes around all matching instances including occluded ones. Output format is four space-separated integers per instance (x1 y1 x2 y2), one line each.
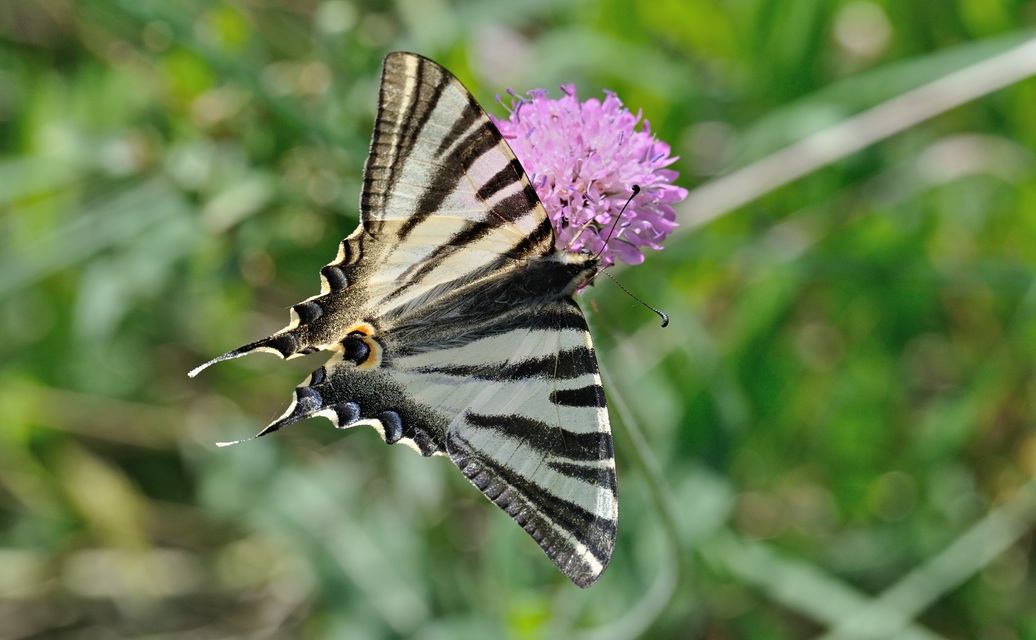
342 334 372 365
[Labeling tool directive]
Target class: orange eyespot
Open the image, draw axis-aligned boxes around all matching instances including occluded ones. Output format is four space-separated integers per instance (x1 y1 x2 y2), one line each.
346 322 377 337
338 322 382 369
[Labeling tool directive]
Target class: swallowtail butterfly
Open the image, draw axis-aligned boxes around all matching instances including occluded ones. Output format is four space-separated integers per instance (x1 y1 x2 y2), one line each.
191 52 616 587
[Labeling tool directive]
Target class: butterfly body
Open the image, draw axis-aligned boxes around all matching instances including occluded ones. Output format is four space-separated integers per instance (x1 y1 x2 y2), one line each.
192 52 616 587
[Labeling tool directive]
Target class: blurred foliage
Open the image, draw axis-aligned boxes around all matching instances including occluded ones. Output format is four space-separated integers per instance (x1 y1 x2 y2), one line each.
2 0 1036 638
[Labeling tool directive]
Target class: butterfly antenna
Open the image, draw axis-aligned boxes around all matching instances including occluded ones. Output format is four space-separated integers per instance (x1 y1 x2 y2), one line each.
602 270 669 327
593 185 640 261
563 185 642 255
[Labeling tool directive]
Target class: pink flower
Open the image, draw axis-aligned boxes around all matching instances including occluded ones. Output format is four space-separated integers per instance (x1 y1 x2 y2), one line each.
492 85 686 268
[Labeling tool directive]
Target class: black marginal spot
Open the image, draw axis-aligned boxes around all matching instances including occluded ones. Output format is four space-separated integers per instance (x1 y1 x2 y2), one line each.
413 431 437 457
379 410 403 444
341 336 371 365
294 386 324 414
293 301 323 324
334 402 361 428
321 265 349 291
550 384 606 408
470 469 491 492
309 367 326 386
265 333 300 358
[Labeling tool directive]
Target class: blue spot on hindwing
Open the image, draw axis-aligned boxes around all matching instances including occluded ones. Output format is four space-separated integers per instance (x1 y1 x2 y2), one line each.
334 402 361 428
379 410 403 444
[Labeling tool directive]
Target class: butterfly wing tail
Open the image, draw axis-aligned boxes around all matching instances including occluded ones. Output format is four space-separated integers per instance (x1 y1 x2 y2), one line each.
188 248 369 381
188 328 314 378
204 360 348 446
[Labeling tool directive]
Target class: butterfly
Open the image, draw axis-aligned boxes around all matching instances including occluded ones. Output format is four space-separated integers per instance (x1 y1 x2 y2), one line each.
190 52 616 588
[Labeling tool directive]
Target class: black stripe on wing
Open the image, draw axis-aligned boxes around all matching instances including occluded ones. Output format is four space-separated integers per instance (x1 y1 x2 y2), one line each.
318 236 361 294
465 413 613 463
550 384 608 408
410 346 596 380
447 430 616 588
365 53 549 245
399 105 538 241
385 212 556 314
397 102 490 240
546 460 610 485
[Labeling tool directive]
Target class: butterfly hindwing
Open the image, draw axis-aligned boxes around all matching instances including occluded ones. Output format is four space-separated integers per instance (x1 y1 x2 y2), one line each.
192 52 616 587
441 302 616 587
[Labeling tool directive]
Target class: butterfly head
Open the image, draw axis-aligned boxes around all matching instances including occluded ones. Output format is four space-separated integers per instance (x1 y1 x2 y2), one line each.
550 245 601 295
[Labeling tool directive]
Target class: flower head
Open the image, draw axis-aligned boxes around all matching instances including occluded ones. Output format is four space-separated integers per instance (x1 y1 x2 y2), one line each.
492 85 686 268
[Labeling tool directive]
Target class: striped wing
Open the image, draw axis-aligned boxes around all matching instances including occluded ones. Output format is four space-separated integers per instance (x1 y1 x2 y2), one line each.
435 306 617 586
355 51 557 320
190 52 616 587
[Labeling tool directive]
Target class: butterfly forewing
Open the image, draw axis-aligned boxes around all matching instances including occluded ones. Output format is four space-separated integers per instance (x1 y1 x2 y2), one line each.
192 52 616 588
362 53 555 303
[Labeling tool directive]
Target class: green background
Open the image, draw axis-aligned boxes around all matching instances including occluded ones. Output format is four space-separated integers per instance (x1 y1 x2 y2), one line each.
2 1 1035 638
